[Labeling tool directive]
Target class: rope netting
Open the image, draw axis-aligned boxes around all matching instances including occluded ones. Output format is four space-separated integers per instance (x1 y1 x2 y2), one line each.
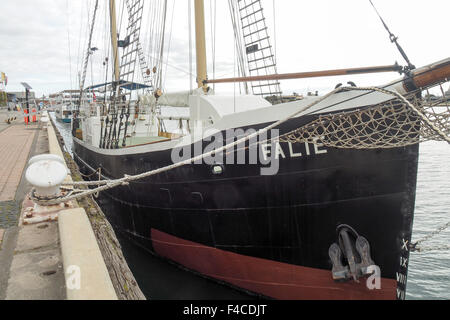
279 83 450 149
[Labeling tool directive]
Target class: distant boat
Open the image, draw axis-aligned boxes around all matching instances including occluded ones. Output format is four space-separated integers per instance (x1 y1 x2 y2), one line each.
55 103 73 123
53 90 95 123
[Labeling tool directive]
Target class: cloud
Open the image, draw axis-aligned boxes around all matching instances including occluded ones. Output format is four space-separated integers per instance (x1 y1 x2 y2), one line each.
1 0 449 97
0 0 75 95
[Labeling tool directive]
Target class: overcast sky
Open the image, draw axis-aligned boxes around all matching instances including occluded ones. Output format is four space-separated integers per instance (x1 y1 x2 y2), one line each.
1 0 449 97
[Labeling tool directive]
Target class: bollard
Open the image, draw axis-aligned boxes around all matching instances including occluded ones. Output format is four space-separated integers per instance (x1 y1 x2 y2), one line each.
28 154 66 166
41 115 49 129
25 156 68 198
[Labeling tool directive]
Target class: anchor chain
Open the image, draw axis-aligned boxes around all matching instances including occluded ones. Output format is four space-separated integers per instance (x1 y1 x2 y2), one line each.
410 221 450 252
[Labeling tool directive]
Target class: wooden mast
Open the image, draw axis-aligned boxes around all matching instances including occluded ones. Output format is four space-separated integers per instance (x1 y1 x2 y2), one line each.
194 0 208 91
109 0 120 84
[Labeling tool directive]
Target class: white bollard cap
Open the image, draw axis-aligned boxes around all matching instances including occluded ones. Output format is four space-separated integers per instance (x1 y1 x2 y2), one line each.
26 160 68 197
28 154 65 166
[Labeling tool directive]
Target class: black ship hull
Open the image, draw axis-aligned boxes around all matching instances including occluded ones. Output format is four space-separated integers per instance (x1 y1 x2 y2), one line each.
73 115 419 300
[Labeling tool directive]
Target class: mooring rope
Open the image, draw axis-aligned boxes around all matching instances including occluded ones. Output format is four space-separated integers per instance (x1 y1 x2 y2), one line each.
33 86 342 205
32 85 450 205
409 221 450 252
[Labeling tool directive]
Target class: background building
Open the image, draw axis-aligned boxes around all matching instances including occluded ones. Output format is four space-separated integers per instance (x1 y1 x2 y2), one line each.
6 91 36 104
0 71 7 107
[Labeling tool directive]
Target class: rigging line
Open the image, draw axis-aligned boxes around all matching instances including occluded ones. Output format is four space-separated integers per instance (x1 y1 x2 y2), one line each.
82 1 93 73
163 0 176 90
148 0 165 89
272 0 277 67
79 0 90 78
76 0 85 83
157 0 168 89
90 4 103 89
209 0 217 91
228 0 248 94
145 52 195 79
145 2 155 82
158 0 168 88
188 0 193 91
155 0 162 86
103 1 109 89
235 0 248 91
79 0 99 104
368 0 415 71
77 0 90 87
149 1 157 85
66 0 73 93
147 0 156 71
233 8 236 112
118 0 126 37
232 0 238 108
149 0 157 80
151 0 159 77
141 1 150 67
154 0 163 88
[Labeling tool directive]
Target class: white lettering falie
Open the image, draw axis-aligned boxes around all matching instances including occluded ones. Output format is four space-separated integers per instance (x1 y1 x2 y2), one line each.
261 140 328 161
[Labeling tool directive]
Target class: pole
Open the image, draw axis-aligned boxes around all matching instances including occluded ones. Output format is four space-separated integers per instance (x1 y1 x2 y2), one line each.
26 88 30 124
401 57 450 93
205 64 403 84
194 0 208 91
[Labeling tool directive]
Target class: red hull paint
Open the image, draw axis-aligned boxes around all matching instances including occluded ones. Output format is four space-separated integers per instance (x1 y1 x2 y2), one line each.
151 228 397 300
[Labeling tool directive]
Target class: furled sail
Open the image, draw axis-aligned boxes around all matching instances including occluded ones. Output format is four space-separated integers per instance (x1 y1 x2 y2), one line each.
139 88 212 108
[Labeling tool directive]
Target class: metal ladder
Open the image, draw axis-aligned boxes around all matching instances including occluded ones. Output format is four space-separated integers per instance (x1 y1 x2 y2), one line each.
237 0 282 100
119 0 156 95
125 0 153 92
136 41 153 92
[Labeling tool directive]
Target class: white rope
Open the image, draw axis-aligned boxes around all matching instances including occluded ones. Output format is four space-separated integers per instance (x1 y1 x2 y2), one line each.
33 86 341 205
32 85 450 205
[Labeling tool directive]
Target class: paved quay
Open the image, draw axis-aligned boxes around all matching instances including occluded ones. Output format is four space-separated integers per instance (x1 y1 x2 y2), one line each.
0 108 145 300
0 109 140 300
0 109 66 300
0 125 37 201
0 109 32 233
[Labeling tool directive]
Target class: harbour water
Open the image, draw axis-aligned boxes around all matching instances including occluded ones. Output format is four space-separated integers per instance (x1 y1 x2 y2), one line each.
52 113 450 300
406 141 450 300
